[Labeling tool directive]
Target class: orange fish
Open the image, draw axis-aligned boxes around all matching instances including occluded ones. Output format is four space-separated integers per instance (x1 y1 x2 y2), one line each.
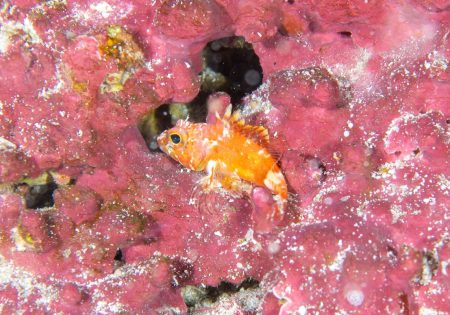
157 105 287 221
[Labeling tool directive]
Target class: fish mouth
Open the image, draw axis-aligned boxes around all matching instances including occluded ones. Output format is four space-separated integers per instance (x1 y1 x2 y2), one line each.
156 132 167 148
156 131 173 154
163 144 173 154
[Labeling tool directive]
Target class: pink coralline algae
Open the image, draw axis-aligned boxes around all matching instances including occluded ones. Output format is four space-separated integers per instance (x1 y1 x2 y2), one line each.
0 0 448 314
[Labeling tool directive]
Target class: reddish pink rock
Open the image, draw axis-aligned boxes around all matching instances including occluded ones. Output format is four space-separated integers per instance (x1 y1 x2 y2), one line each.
269 67 345 110
234 2 281 42
0 44 57 104
60 283 84 305
91 206 158 247
281 151 326 196
0 150 38 183
206 92 231 124
63 35 114 98
54 186 101 225
88 257 187 314
251 187 278 233
383 111 448 168
270 221 412 314
18 210 60 252
0 193 22 237
147 194 274 286
0 0 448 313
154 0 232 40
124 58 201 109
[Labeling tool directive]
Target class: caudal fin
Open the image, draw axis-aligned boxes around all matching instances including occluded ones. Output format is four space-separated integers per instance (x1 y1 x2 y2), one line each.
262 168 288 221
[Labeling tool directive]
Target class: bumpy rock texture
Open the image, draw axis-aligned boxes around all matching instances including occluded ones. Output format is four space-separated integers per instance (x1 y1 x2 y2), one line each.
0 0 449 314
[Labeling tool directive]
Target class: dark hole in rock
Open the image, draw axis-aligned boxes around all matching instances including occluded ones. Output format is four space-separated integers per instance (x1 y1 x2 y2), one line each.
413 250 439 286
114 248 123 262
204 278 259 303
308 21 319 32
317 160 327 183
140 36 263 151
338 31 352 38
203 36 263 104
287 0 295 4
113 248 125 270
182 277 260 309
386 245 398 264
25 181 58 209
413 148 420 156
387 245 398 258
278 25 289 37
422 251 439 277
139 104 172 152
170 258 194 287
398 292 410 315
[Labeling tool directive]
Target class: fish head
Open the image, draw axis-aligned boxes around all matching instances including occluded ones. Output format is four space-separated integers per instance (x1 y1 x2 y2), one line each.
157 120 208 170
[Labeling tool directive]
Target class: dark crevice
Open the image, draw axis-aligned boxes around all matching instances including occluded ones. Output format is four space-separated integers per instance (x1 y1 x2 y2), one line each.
317 160 327 183
304 155 327 183
204 278 259 303
203 36 263 104
338 31 352 38
154 105 172 137
13 173 75 210
387 245 398 258
114 248 123 261
398 292 410 315
308 21 319 33
413 250 439 286
278 25 289 37
113 248 125 269
25 181 58 209
422 251 439 276
170 258 194 287
140 36 263 151
387 244 399 265
139 104 172 151
182 278 260 310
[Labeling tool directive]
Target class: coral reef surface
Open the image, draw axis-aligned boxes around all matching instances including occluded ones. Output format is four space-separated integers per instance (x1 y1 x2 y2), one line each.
0 0 448 314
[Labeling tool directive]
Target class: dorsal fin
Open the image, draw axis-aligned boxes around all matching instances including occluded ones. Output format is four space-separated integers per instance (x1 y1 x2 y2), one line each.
240 125 270 144
223 104 232 120
221 105 270 146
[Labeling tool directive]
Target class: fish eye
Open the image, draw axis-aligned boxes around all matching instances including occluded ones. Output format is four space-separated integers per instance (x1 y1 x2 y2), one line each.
170 133 181 144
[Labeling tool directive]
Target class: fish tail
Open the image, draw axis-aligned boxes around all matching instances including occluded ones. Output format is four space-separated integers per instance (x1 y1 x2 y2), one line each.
263 168 288 221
